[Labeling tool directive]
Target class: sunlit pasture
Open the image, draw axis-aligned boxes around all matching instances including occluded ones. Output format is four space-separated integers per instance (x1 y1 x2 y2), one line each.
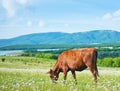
0 56 120 91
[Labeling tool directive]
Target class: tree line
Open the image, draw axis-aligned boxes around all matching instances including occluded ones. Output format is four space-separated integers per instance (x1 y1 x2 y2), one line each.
2 44 119 67
21 48 120 67
97 57 120 67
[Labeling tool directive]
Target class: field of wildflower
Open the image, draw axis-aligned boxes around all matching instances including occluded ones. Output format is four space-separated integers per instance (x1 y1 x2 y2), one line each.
0 56 120 91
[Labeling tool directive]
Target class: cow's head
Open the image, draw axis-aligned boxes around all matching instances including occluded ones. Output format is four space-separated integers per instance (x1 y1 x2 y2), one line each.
48 69 58 83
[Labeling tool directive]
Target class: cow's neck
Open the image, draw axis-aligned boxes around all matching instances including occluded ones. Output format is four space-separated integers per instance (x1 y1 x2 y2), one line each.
52 62 60 74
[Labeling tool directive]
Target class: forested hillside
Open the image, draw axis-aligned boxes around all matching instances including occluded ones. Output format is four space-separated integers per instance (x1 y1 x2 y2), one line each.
0 30 120 47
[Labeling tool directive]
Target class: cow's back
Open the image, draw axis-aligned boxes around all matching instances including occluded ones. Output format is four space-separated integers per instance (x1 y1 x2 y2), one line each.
57 48 97 71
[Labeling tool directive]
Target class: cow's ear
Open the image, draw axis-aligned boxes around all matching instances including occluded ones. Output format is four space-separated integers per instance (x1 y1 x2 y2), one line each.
50 69 53 73
46 69 52 74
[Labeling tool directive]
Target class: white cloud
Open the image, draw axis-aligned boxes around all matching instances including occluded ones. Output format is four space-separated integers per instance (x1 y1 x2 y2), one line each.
1 0 29 17
64 23 69 27
102 13 112 20
27 21 32 27
102 9 120 22
113 9 120 17
38 21 45 27
2 0 16 17
16 0 27 5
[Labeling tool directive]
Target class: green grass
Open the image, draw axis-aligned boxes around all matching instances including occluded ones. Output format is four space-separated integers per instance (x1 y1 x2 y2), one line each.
0 56 56 69
0 71 120 91
0 56 120 91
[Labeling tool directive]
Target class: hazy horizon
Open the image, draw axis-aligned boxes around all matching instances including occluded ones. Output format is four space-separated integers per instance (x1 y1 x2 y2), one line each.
0 0 120 39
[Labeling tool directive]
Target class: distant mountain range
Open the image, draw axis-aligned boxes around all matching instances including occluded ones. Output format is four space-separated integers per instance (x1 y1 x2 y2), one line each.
0 30 120 47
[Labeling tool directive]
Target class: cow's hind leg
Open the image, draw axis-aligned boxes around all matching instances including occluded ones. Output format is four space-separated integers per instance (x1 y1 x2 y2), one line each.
88 67 97 83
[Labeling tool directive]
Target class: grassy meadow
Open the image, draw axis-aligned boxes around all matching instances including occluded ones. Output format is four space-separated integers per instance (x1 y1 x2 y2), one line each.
0 56 120 91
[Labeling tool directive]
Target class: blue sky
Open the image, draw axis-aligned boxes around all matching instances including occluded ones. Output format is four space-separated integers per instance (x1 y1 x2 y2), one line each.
0 0 120 39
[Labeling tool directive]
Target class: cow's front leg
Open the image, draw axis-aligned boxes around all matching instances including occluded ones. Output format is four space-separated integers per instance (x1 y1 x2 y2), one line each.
71 70 77 84
63 71 67 84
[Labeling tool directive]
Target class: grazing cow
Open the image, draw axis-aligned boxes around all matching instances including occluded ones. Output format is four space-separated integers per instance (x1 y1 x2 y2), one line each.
48 48 99 83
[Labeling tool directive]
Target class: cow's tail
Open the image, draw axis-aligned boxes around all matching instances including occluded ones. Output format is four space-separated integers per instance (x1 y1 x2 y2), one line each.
94 49 99 77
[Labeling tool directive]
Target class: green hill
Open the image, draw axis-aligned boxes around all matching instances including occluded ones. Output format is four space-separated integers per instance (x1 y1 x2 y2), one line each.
0 30 120 47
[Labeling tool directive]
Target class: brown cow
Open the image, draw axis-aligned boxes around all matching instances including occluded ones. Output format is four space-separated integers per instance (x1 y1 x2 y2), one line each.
48 48 99 83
